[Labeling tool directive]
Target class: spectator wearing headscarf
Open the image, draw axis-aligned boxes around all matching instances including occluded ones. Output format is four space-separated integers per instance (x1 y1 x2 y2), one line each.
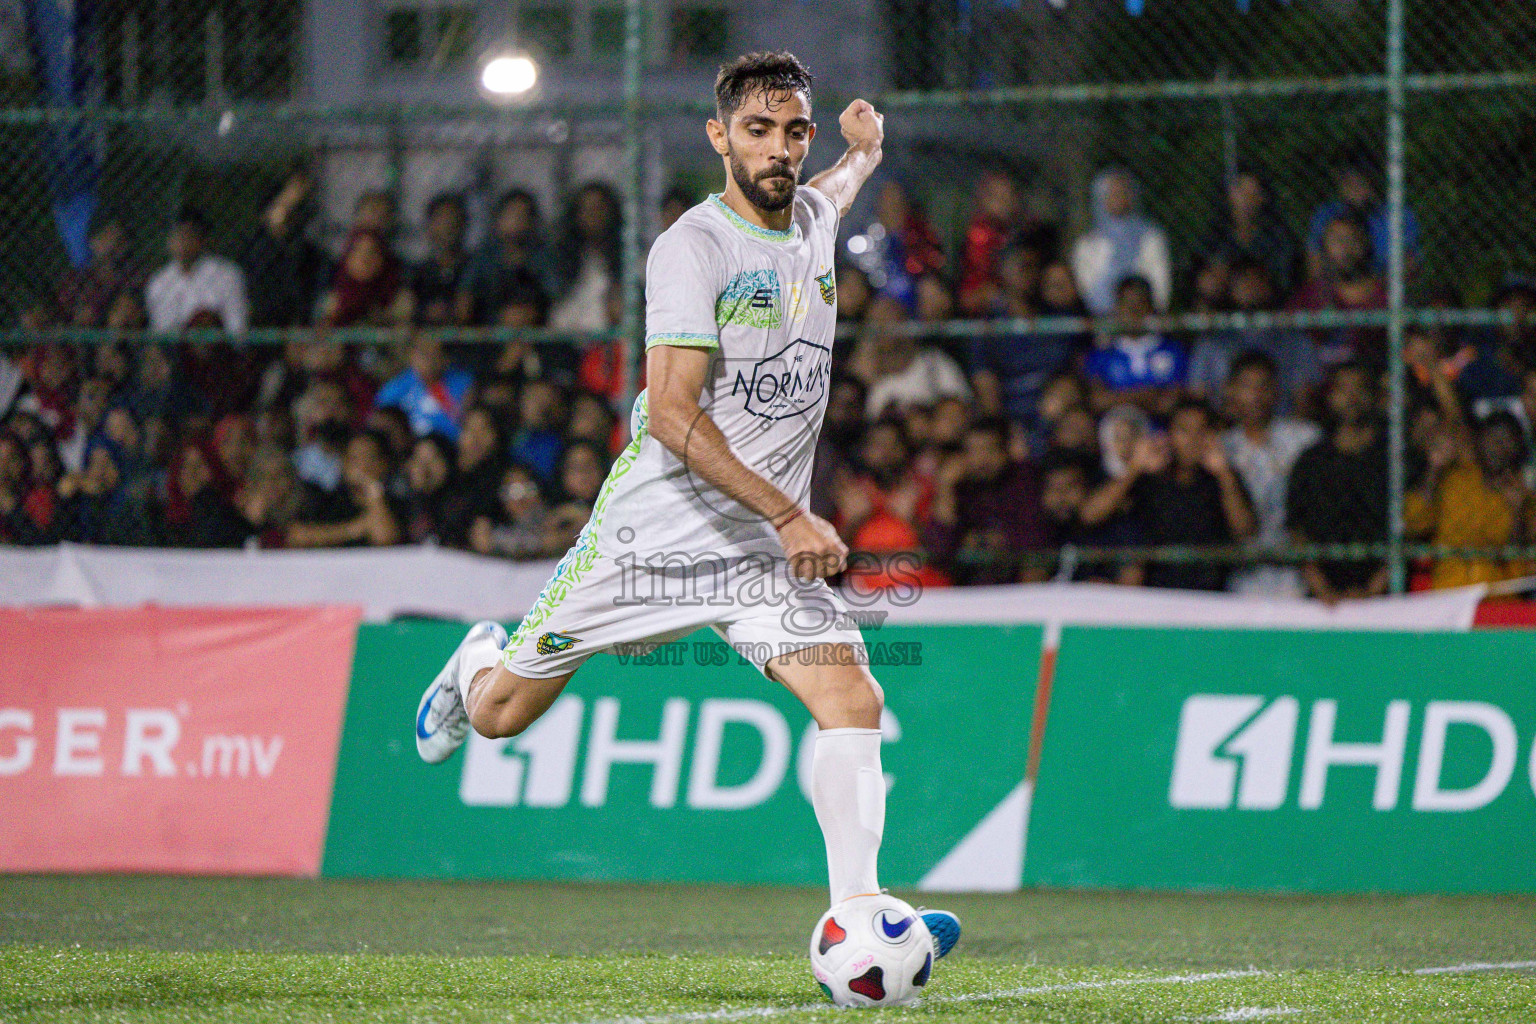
401 432 460 545
1072 168 1172 317
162 437 249 548
319 230 407 328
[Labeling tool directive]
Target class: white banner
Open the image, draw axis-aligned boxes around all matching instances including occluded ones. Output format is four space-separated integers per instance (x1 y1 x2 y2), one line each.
0 543 1486 630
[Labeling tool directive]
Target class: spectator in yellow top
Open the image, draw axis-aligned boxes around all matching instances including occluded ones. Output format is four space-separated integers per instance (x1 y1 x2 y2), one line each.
1404 360 1533 590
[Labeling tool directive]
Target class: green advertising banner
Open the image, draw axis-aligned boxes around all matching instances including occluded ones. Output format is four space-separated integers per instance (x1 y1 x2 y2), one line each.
323 622 1039 888
1027 627 1536 893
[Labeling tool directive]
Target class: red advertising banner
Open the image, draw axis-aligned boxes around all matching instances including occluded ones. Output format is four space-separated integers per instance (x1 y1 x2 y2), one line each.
0 606 359 876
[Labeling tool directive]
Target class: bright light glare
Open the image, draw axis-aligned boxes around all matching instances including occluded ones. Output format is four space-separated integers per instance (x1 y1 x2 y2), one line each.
482 56 537 95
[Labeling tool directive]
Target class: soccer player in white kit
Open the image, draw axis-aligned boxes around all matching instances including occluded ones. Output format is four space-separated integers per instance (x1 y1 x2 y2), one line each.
413 51 958 960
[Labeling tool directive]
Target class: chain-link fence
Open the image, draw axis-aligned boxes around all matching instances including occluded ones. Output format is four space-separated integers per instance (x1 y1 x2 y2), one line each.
859 0 1536 594
0 0 1532 594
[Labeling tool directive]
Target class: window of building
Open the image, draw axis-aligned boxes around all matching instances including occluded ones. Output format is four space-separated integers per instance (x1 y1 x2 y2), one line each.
380 2 476 69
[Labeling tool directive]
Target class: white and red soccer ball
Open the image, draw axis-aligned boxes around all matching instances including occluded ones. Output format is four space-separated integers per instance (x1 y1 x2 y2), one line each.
808 894 934 1007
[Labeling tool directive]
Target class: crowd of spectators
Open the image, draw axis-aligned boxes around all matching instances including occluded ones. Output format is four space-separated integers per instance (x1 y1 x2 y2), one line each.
3 156 1535 602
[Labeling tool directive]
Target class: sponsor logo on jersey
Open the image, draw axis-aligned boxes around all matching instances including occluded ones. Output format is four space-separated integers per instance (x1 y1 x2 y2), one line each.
716 269 783 329
730 337 831 421
536 632 581 655
789 281 807 325
816 267 835 305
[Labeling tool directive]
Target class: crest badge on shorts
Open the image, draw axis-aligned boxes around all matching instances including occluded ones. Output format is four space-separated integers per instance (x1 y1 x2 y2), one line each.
816 267 836 306
536 631 581 655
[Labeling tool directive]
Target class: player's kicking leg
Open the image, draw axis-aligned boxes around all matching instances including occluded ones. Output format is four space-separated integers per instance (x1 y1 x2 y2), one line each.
414 620 507 763
414 618 577 763
765 643 961 960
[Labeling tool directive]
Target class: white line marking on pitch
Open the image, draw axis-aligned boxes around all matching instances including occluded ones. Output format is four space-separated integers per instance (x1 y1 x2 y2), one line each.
560 968 1266 1024
1415 960 1536 975
560 958 1536 1024
931 968 1267 1006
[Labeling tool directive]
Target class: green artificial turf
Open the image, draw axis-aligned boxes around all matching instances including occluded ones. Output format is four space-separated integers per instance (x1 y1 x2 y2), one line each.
2 876 1533 1022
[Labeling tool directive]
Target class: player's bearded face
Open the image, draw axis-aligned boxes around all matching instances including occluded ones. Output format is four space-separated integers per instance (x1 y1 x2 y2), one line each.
719 89 811 214
728 144 799 213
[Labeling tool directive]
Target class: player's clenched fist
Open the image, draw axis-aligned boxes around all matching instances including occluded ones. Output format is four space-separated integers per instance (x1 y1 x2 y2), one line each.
775 509 849 580
839 99 884 153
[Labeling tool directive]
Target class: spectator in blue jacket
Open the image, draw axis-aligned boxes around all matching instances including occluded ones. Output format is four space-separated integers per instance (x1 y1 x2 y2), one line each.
374 336 474 441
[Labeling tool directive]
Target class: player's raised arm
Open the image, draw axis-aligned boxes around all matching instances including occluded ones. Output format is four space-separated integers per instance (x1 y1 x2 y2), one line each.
646 343 849 580
808 99 884 217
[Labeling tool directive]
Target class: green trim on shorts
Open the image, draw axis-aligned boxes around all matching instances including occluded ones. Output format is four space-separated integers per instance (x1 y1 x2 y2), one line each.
645 332 720 350
709 193 795 243
501 393 649 667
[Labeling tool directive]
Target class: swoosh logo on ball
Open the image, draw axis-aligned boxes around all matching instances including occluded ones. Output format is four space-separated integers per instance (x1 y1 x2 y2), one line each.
878 912 914 939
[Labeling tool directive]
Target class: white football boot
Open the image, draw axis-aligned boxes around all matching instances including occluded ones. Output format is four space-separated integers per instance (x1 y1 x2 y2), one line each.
414 620 508 764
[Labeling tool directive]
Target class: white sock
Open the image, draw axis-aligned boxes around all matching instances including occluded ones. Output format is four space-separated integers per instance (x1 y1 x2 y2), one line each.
811 727 885 904
456 633 505 708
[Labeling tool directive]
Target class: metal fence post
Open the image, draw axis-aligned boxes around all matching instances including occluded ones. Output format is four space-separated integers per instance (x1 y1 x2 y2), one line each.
1385 0 1408 593
618 0 645 429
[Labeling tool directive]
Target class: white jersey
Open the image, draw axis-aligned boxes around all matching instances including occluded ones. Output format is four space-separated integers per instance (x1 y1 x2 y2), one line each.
589 187 841 567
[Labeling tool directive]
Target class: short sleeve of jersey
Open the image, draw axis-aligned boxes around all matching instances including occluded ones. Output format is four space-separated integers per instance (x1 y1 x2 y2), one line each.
644 224 724 351
802 184 841 242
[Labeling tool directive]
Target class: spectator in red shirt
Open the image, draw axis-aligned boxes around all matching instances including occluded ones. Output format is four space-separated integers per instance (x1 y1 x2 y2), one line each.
1289 211 1387 368
958 169 1025 316
853 180 946 303
833 417 948 591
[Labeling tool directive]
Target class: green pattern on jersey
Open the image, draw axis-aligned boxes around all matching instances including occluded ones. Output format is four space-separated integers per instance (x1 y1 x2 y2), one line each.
501 393 649 664
715 269 783 329
708 193 795 243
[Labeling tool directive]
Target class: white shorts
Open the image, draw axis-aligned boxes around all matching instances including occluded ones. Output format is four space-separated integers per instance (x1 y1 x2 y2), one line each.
500 546 867 681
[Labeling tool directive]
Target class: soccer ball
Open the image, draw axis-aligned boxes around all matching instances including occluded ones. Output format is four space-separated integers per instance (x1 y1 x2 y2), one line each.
808 894 935 1007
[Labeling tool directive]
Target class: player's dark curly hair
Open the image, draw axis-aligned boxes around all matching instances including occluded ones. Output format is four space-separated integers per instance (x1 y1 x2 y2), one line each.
714 51 814 123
